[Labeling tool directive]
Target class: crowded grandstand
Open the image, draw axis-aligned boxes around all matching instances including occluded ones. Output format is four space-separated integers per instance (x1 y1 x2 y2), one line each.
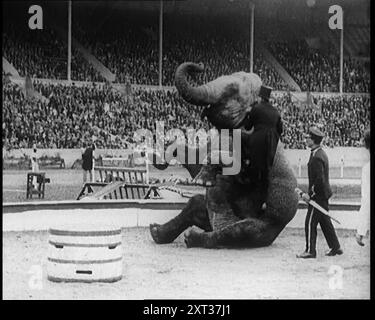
2 0 370 151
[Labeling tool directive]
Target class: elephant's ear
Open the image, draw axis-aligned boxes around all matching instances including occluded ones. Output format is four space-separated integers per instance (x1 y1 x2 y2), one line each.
220 98 249 128
204 98 249 129
218 82 239 102
217 82 249 128
201 82 242 128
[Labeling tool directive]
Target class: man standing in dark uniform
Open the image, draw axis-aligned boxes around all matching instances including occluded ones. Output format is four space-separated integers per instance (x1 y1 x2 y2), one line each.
240 85 283 202
82 141 96 184
297 127 343 259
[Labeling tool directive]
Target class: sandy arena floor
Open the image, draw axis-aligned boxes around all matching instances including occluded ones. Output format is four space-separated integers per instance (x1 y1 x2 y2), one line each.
3 227 370 300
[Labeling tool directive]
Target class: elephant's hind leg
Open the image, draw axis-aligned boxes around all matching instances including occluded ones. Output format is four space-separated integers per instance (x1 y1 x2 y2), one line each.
150 194 211 244
184 217 283 248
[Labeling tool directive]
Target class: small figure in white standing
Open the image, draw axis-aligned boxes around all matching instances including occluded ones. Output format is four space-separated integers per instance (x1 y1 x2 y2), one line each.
31 143 39 189
355 129 370 246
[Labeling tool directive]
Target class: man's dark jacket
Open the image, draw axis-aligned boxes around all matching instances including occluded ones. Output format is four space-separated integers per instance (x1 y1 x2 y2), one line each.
82 146 95 171
243 100 283 173
308 147 332 201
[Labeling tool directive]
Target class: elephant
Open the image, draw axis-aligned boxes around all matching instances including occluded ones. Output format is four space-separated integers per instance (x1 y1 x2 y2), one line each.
149 62 298 248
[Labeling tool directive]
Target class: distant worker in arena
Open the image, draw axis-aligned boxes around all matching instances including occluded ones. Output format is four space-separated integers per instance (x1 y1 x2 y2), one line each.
297 127 343 259
81 141 96 184
31 143 39 189
355 128 370 246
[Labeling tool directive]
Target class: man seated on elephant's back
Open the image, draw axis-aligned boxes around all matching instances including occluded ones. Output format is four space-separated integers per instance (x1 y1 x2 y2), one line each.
238 85 283 209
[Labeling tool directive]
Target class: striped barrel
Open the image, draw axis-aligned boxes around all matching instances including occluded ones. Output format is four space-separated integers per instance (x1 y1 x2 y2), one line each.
47 225 123 283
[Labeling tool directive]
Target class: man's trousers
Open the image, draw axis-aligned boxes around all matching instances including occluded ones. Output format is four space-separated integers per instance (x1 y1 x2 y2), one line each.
304 199 340 254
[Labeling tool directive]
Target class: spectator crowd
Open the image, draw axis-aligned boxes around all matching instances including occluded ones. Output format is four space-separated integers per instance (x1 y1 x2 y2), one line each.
2 80 206 150
274 93 370 149
3 13 369 93
3 6 370 153
268 40 370 93
3 24 104 82
3 80 370 151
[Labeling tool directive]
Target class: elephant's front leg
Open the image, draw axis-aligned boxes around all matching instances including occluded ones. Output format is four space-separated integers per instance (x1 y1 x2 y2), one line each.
150 194 212 244
184 217 283 248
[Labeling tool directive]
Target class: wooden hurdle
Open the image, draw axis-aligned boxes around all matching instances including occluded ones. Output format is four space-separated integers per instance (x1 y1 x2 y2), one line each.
101 156 133 168
26 172 50 199
77 166 159 200
82 182 160 200
94 166 147 184
76 182 108 200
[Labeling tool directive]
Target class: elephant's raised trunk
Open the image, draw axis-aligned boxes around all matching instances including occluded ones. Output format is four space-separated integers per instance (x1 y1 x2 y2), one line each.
174 62 219 106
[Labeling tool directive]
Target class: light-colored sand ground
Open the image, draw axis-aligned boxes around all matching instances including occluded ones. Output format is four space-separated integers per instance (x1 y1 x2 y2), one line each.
2 167 368 300
3 227 370 300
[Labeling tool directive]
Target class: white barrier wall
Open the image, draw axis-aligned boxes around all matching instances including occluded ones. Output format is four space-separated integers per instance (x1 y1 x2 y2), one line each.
3 148 134 168
3 146 369 169
285 146 370 167
2 207 360 232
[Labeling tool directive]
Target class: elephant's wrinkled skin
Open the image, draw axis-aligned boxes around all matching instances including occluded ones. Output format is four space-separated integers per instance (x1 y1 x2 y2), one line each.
150 62 298 248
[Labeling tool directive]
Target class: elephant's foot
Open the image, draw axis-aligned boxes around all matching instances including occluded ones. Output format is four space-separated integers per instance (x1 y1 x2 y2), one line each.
149 223 181 244
184 228 214 248
150 195 212 245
